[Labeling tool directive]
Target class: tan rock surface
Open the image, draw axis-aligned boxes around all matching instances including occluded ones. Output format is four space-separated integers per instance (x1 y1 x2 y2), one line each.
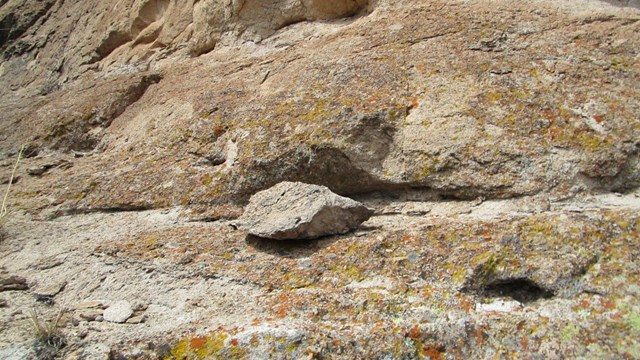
1 0 639 358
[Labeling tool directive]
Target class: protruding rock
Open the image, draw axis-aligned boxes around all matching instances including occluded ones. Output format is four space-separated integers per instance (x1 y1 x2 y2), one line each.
234 182 373 240
33 280 67 298
0 275 28 291
103 301 133 323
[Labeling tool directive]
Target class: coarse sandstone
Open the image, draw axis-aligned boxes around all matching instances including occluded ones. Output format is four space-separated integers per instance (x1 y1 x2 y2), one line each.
0 0 639 358
234 181 373 239
0 0 639 221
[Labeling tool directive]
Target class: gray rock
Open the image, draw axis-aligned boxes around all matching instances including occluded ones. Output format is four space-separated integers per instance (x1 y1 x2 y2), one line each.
103 300 133 323
234 182 373 240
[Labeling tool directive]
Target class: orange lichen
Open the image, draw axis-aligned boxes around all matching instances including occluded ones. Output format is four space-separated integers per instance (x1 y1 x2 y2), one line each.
408 325 422 340
190 336 207 349
421 344 444 360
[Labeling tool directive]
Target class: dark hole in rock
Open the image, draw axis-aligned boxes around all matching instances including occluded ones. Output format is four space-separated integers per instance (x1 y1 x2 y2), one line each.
438 193 463 201
36 294 56 306
244 234 338 259
482 278 554 303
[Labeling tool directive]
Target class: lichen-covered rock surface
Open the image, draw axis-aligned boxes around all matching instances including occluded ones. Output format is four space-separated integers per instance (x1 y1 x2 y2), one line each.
1 0 639 358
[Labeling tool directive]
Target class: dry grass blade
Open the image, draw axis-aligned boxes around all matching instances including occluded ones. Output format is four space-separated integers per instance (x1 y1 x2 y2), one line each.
0 144 27 222
28 308 67 351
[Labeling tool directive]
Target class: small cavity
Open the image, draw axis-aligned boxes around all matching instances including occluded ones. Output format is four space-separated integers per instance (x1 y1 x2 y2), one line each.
481 278 554 303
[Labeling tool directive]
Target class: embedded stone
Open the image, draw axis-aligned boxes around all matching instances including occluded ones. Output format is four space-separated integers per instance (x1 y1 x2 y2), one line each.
234 182 373 240
103 301 133 323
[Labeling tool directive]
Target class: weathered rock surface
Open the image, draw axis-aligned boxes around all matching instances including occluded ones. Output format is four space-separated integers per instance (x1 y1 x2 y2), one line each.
32 280 66 298
0 0 637 222
235 181 373 239
1 0 640 358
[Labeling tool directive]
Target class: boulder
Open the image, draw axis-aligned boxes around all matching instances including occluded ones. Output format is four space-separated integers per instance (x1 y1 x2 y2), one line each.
234 182 373 240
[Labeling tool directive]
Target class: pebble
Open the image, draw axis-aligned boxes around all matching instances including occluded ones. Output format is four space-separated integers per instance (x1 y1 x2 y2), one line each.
79 310 102 321
103 301 133 323
75 300 106 309
476 299 522 313
33 256 65 270
126 315 146 324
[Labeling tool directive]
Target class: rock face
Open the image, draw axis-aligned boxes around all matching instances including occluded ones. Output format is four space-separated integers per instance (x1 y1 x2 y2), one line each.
234 182 373 240
1 0 640 359
2 0 639 220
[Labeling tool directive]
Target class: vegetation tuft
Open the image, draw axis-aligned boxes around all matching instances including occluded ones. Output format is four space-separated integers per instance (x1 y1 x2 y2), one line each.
27 308 67 359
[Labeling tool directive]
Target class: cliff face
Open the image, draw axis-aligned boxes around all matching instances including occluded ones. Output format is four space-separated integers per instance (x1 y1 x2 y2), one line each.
0 0 369 98
1 0 639 218
1 0 640 359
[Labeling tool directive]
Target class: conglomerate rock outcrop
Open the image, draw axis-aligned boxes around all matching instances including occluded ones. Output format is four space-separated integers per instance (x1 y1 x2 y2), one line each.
0 0 639 358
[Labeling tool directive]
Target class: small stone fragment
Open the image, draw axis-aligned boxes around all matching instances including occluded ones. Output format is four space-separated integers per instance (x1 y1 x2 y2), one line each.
34 280 67 298
233 181 373 240
77 328 89 339
476 299 522 313
126 315 146 324
403 203 431 216
26 160 71 176
103 300 133 323
79 309 103 321
75 300 106 310
33 256 65 270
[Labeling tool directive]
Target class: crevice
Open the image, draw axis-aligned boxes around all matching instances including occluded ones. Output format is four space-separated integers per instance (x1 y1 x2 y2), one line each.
406 28 463 45
53 205 153 218
274 17 307 32
186 216 222 223
104 74 163 129
480 278 555 304
580 152 640 194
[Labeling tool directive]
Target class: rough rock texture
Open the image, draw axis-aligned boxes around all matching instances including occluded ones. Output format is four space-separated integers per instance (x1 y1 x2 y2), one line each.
1 0 639 221
234 181 373 240
1 0 640 358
